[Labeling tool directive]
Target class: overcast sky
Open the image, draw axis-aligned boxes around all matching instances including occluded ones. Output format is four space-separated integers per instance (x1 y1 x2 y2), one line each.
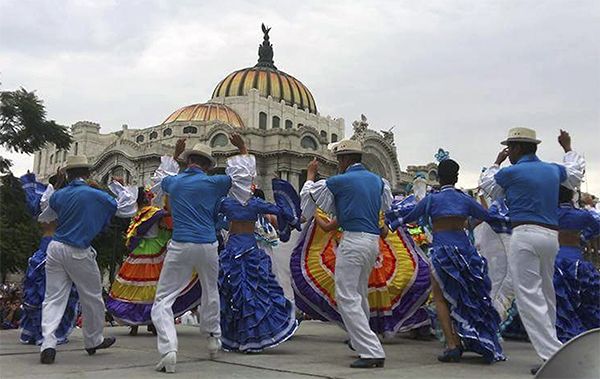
1 0 598 193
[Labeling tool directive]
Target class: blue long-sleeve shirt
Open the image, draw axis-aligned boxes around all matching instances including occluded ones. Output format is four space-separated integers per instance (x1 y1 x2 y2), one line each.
558 204 600 241
403 186 490 224
325 164 385 235
494 154 567 226
50 180 117 248
162 167 232 244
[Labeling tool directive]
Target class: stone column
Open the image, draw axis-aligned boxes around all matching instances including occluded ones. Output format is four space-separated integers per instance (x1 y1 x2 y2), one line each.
289 172 300 192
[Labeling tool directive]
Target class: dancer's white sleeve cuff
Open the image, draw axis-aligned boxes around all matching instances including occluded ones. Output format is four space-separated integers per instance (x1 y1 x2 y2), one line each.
109 181 139 218
38 184 58 223
226 154 256 205
561 150 585 190
479 165 504 200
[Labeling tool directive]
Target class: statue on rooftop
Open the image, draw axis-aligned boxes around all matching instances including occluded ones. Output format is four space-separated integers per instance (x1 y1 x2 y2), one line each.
381 126 395 145
351 114 368 142
256 23 276 69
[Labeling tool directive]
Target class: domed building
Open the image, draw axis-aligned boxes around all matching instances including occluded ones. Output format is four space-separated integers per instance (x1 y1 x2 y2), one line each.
33 25 437 196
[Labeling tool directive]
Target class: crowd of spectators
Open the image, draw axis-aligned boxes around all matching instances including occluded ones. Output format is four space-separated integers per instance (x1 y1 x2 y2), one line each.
0 283 22 330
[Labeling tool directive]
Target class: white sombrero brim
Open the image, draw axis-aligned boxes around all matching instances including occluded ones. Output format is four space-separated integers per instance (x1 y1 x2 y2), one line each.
334 149 363 155
65 163 92 170
500 137 542 145
179 150 216 166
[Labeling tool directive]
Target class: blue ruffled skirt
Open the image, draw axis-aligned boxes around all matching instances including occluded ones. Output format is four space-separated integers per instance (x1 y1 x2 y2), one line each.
430 231 505 362
20 237 79 345
219 233 298 352
554 246 600 343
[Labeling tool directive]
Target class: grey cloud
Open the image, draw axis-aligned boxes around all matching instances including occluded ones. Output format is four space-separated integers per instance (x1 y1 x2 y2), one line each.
1 0 598 192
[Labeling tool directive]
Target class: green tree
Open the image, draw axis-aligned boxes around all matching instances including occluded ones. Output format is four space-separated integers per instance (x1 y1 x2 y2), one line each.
0 87 72 173
92 216 129 283
0 173 40 282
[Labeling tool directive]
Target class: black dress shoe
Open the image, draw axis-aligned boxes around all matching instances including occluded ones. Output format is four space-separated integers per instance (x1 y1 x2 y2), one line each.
437 347 462 363
85 337 116 355
40 348 56 364
344 339 355 351
350 358 385 368
530 364 542 375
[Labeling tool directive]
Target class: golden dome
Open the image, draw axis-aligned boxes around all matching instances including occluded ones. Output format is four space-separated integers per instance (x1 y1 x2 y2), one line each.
211 67 317 114
162 102 244 128
211 24 317 114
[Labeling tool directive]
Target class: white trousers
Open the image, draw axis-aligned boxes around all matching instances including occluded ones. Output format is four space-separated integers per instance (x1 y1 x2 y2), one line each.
474 223 514 319
335 232 385 359
151 241 220 355
509 225 562 360
41 241 105 350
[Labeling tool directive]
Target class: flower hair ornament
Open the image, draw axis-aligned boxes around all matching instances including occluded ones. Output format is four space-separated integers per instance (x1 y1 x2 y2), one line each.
434 148 450 162
144 187 155 202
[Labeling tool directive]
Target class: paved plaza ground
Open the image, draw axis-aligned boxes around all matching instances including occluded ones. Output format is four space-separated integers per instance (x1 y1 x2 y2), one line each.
0 321 541 379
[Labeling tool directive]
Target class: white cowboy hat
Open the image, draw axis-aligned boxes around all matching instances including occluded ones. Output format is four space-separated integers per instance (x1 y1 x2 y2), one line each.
328 139 363 156
179 143 216 167
64 155 91 170
501 127 541 145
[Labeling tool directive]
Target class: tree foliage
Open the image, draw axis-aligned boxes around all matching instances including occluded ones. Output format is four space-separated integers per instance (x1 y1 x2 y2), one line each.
0 88 73 173
92 215 129 282
0 173 40 282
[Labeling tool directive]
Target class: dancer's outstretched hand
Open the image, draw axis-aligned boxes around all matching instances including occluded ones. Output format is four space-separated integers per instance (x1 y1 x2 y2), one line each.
230 133 247 154
173 138 186 159
53 167 67 189
558 129 572 152
307 158 319 181
495 148 509 165
111 176 125 186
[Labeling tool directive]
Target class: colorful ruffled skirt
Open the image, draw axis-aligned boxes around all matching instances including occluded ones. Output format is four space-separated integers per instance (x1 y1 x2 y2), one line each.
219 233 298 352
291 217 431 334
430 231 505 362
20 237 79 345
106 229 202 325
554 246 600 343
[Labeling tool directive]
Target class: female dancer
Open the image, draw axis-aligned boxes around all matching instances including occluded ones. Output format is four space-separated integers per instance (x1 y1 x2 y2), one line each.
386 159 504 363
218 182 299 353
106 184 201 334
291 205 431 337
20 173 79 345
554 186 600 342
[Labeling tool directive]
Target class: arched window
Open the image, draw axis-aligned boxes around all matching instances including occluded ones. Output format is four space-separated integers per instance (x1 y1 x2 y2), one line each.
136 135 145 143
149 131 158 140
301 136 318 150
211 133 229 148
258 112 267 130
74 142 79 155
331 133 338 143
49 154 54 164
272 116 280 128
320 130 327 139
163 128 172 137
183 126 198 134
285 120 293 129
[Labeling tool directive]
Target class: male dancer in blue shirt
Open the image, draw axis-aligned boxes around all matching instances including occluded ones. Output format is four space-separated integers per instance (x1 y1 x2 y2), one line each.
480 128 585 374
301 139 392 369
150 134 254 373
39 156 137 364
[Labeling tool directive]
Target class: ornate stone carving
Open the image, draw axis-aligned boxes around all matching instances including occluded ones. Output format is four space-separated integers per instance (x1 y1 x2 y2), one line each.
351 114 368 142
381 126 395 145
